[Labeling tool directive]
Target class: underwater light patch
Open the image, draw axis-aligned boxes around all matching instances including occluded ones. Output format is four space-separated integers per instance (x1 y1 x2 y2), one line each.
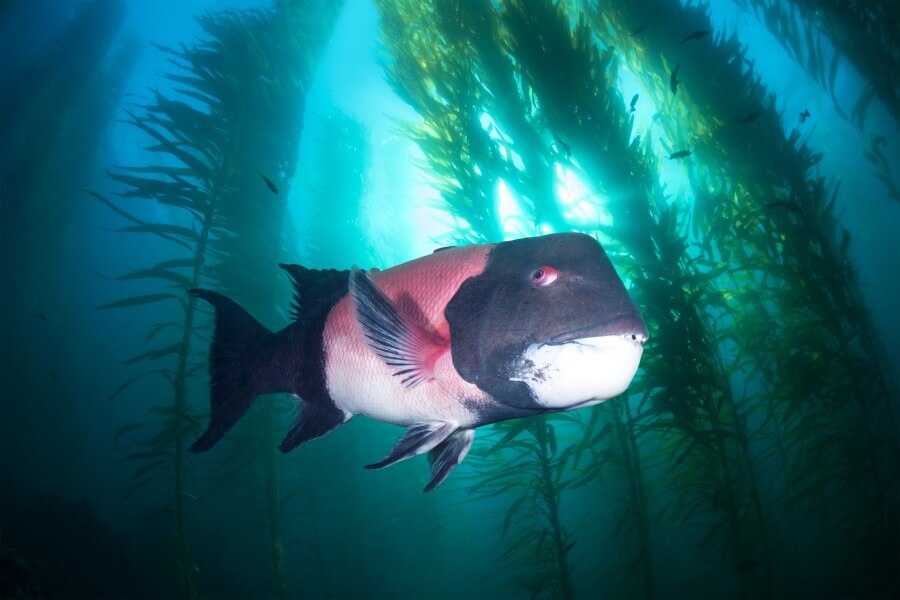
554 163 613 228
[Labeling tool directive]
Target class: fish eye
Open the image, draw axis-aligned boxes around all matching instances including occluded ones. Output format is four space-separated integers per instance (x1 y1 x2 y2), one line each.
530 266 558 286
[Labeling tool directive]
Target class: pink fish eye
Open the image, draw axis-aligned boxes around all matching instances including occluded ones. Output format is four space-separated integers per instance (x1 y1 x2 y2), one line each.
531 266 558 286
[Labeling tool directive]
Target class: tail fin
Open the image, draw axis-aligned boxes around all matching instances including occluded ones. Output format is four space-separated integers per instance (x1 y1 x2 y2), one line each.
188 289 278 452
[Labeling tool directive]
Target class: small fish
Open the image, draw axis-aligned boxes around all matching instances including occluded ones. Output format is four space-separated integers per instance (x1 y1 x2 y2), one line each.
667 150 692 159
670 64 680 94
48 370 61 384
629 94 639 112
799 109 811 123
258 171 279 195
765 200 802 213
189 234 648 492
735 559 760 573
628 25 648 37
679 30 711 44
123 92 134 97
552 135 571 159
33 312 48 321
733 110 762 123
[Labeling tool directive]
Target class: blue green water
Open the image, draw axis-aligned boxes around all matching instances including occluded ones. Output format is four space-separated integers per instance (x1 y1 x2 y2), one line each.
1 0 898 598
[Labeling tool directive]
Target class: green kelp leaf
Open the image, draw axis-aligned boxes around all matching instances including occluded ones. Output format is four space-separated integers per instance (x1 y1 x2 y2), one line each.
143 322 178 346
103 266 192 288
97 293 180 310
118 223 199 243
113 423 150 448
153 258 196 271
546 423 557 455
122 343 182 365
501 496 529 539
107 369 170 401
132 459 169 481
149 406 202 427
490 419 532 452
117 164 195 178
90 191 193 250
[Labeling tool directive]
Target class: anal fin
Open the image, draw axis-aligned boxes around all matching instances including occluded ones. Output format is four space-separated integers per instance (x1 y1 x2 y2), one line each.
366 421 456 470
425 429 475 492
279 401 350 453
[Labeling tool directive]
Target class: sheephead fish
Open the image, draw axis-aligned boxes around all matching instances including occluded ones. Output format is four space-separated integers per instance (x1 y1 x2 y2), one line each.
189 233 648 491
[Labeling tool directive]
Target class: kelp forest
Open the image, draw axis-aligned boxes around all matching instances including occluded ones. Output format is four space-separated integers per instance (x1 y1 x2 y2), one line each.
0 0 897 598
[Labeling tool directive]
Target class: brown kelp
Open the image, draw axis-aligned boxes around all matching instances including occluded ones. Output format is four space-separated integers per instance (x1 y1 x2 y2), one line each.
466 417 580 598
378 0 772 596
732 0 900 204
738 0 899 129
97 86 217 599
186 5 339 596
586 0 898 594
99 3 339 597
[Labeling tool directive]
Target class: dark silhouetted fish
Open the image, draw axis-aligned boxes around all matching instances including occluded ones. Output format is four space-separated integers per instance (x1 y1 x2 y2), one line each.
800 109 811 123
630 94 639 112
258 171 279 195
553 135 571 159
670 64 680 94
734 110 762 123
667 150 692 159
628 25 648 37
48 370 61 384
189 234 648 491
33 312 48 321
679 30 711 44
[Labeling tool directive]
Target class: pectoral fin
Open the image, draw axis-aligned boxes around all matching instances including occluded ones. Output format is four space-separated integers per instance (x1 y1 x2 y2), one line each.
366 421 456 470
425 429 475 492
349 266 448 388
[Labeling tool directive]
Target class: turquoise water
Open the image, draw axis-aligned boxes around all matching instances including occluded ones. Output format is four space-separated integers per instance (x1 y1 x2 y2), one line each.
1 1 898 598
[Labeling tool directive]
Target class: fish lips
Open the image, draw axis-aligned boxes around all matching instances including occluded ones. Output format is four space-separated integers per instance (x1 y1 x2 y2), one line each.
540 312 649 347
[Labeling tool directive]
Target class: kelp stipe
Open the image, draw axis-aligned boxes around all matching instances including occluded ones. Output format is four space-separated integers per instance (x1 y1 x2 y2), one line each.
737 0 899 129
465 417 578 598
586 0 898 594
503 3 773 596
96 90 218 600
97 3 339 597
377 1 765 596
732 0 900 201
183 6 337 596
377 3 588 594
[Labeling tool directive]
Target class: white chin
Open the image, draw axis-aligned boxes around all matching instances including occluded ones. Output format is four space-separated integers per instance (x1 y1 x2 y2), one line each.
510 335 644 409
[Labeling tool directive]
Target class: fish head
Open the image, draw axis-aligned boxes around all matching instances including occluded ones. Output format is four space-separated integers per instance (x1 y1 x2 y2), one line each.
445 233 647 411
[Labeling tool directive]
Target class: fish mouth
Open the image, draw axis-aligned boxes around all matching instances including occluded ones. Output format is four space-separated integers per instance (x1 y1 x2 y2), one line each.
541 313 649 347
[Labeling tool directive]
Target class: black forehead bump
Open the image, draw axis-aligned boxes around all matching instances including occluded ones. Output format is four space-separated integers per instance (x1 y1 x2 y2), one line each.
483 233 607 273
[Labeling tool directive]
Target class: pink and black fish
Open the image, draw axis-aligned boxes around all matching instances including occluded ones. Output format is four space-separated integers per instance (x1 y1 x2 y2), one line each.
189 233 648 491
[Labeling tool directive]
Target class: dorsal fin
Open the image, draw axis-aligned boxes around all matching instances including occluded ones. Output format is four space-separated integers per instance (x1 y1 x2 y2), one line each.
279 264 349 320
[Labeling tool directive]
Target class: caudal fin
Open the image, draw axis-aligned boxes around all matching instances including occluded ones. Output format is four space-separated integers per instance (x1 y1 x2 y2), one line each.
188 289 276 452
